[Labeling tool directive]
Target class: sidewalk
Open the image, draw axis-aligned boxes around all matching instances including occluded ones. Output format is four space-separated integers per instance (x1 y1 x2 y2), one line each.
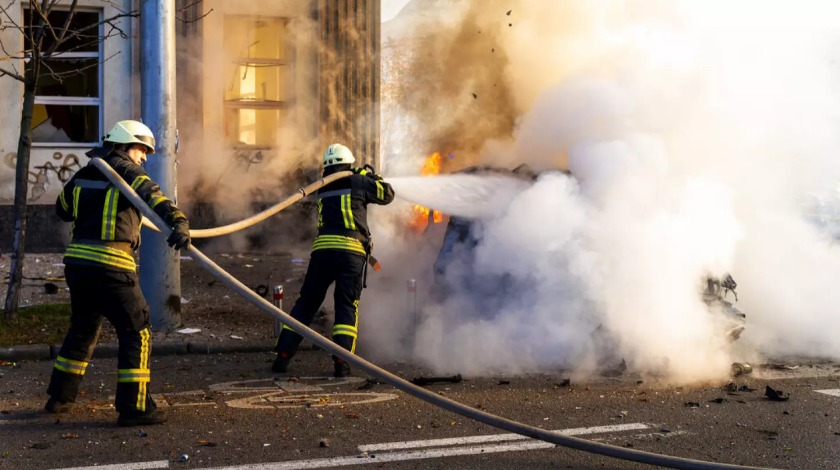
0 337 279 362
0 250 328 363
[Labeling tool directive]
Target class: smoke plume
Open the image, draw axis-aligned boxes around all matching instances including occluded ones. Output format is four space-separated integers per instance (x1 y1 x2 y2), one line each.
367 0 840 383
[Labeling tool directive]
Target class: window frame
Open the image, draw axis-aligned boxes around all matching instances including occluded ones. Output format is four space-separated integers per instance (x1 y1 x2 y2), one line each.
26 8 104 149
223 15 292 149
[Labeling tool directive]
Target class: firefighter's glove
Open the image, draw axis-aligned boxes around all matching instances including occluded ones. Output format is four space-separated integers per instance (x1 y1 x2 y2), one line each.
167 220 191 251
359 164 382 180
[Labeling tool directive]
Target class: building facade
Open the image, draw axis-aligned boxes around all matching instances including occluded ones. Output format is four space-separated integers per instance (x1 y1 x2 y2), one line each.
0 0 380 251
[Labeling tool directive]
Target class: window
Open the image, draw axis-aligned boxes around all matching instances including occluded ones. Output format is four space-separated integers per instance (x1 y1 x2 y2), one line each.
223 16 291 149
24 9 102 146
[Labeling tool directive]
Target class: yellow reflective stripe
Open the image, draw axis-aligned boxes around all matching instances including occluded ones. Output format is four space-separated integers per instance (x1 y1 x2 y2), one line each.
351 300 360 353
312 244 366 255
140 327 150 369
317 200 323 229
65 244 136 271
312 235 366 254
149 195 168 208
333 326 358 338
101 188 119 240
333 301 360 352
130 175 150 190
376 181 384 200
67 243 134 260
133 328 151 410
54 355 89 375
72 186 81 218
341 194 356 230
142 328 150 410
118 368 151 383
314 235 365 243
59 188 69 212
63 252 133 271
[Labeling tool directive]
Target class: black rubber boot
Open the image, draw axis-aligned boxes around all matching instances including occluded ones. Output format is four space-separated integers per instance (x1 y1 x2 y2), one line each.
272 355 291 373
117 409 168 427
333 359 351 378
44 397 72 414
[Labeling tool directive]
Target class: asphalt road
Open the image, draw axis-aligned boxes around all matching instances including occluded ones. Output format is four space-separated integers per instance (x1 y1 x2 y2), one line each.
1 351 839 470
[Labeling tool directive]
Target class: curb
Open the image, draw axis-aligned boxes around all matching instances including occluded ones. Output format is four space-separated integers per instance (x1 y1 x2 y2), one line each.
0 344 51 361
0 340 277 362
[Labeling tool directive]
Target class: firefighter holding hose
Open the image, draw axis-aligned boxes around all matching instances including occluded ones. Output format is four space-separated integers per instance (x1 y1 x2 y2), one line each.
273 143 395 377
45 120 191 427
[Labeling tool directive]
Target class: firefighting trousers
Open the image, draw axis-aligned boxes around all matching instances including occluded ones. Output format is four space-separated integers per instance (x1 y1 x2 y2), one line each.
47 264 157 414
275 250 365 363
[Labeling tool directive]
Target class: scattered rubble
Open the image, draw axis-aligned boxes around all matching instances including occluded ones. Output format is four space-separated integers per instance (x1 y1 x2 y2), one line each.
411 374 463 386
731 362 752 376
765 385 790 401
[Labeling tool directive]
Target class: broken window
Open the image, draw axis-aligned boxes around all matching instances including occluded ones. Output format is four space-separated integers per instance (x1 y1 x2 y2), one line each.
223 16 290 148
24 8 102 145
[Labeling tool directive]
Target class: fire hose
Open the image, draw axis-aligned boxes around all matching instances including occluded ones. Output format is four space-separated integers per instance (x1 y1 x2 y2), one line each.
138 168 380 269
91 157 773 470
139 170 353 238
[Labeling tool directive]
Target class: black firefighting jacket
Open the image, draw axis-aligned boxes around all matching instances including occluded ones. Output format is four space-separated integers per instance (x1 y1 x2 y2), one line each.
55 147 188 272
313 165 395 256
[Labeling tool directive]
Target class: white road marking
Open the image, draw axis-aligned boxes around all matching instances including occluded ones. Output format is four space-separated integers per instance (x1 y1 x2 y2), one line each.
199 442 584 469
815 389 840 397
196 423 658 470
358 423 650 452
50 460 169 470
593 429 690 443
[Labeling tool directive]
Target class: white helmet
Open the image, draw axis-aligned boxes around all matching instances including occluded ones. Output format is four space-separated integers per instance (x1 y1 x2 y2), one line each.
323 143 355 167
104 120 156 154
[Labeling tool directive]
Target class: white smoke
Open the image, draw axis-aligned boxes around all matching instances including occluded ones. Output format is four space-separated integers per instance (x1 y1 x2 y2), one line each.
366 0 840 383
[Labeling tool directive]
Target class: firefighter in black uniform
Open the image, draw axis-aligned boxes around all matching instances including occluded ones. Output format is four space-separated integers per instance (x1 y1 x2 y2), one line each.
45 120 191 427
273 143 395 377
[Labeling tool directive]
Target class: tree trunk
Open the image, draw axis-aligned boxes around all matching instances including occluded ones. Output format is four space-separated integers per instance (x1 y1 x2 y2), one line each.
3 77 37 320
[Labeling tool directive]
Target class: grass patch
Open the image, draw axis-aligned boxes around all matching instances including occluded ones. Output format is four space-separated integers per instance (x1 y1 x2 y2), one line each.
0 303 70 347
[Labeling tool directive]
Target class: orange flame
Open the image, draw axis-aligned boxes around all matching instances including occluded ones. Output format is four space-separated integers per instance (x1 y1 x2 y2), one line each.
409 152 445 233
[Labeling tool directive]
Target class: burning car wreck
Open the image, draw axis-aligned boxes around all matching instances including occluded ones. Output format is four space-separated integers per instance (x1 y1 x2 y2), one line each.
430 164 540 310
427 164 749 372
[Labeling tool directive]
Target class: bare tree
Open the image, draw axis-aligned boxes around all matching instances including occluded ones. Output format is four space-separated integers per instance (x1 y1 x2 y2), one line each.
1 0 138 319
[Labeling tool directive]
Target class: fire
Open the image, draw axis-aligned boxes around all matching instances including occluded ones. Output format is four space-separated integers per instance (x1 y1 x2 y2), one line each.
409 152 445 233
421 151 442 176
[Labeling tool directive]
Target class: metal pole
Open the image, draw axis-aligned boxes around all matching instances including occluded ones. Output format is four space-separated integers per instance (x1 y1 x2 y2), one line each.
273 285 284 336
139 0 180 330
407 278 417 362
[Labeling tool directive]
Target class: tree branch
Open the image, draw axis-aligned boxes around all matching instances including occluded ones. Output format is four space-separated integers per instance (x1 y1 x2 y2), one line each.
52 0 79 46
40 50 121 83
176 0 213 24
0 65 25 82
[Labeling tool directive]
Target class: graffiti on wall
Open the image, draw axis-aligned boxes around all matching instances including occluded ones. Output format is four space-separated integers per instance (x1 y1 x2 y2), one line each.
3 151 82 203
233 147 265 172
